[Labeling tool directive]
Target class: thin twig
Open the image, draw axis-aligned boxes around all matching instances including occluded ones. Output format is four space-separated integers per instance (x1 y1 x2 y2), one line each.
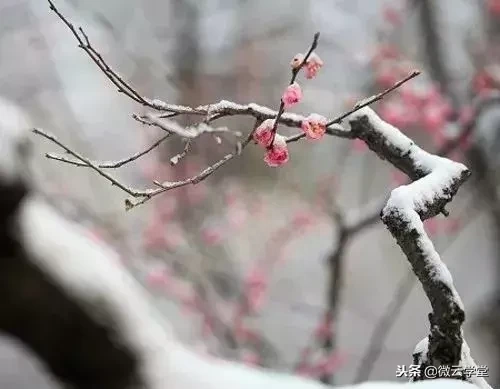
326 70 421 127
45 134 171 168
32 128 149 198
170 139 193 166
43 1 420 211
35 72 419 210
47 0 148 106
270 32 320 138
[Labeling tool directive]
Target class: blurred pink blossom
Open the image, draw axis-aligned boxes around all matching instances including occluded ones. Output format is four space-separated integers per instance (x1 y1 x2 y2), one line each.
201 226 224 246
424 219 439 236
488 0 500 16
245 266 268 312
352 138 368 153
383 5 402 26
391 170 407 186
422 106 446 134
146 268 171 287
376 66 398 87
305 52 324 79
241 350 260 366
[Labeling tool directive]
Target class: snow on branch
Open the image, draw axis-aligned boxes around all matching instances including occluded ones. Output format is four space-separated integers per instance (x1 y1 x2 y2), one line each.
0 121 478 388
413 338 491 389
0 173 479 389
140 113 243 139
346 107 480 383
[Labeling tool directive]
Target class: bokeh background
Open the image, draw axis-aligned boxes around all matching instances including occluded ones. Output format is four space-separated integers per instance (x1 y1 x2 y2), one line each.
1 0 500 387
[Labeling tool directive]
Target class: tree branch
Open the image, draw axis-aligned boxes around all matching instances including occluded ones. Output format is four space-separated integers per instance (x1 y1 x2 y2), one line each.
347 107 469 374
38 0 421 211
45 134 171 168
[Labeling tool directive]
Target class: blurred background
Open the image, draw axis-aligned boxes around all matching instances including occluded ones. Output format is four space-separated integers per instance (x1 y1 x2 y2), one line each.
2 0 500 387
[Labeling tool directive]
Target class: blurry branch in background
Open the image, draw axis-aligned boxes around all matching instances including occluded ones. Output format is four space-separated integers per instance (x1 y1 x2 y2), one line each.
417 0 459 108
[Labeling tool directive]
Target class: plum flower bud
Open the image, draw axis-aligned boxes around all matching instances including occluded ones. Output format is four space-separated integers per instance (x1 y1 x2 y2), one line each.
253 119 275 148
301 113 328 140
264 134 289 167
305 52 323 79
281 82 303 108
290 53 305 69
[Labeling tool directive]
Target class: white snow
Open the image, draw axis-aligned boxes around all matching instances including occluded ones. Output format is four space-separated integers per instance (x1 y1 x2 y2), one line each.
144 114 238 139
347 107 414 152
13 194 481 389
348 108 467 293
413 338 492 389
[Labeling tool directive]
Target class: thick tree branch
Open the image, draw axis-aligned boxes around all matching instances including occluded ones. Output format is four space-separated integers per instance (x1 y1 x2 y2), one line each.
348 107 470 375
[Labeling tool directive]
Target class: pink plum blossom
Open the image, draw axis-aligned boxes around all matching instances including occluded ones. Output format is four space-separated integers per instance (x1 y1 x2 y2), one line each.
253 119 274 148
281 82 303 108
264 134 289 167
305 52 324 79
301 113 328 140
